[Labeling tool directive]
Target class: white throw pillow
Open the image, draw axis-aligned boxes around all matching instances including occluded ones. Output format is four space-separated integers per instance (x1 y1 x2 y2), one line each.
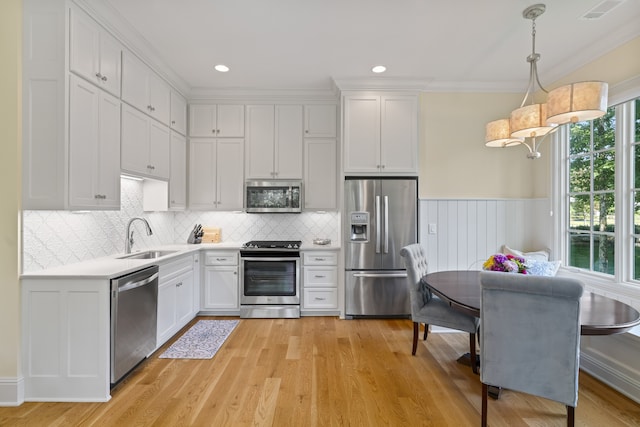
526 259 561 276
502 245 550 262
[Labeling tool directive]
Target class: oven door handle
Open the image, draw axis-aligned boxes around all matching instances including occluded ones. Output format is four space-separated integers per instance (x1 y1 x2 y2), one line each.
241 256 300 262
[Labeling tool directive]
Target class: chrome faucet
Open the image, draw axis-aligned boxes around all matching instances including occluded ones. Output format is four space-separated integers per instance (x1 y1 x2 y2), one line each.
125 217 153 254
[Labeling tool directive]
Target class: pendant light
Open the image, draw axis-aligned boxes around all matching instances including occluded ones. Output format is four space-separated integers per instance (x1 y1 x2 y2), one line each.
485 4 608 159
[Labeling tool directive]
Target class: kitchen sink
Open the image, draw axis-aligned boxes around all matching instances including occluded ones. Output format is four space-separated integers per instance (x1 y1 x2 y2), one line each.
117 250 178 260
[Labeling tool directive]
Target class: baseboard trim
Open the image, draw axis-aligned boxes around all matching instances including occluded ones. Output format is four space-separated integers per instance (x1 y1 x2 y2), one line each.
580 351 640 404
0 376 24 407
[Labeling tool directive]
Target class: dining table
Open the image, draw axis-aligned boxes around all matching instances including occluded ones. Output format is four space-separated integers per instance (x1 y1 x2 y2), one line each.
420 270 640 398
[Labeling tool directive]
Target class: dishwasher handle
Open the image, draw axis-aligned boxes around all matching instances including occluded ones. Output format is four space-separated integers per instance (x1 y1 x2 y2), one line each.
118 272 159 293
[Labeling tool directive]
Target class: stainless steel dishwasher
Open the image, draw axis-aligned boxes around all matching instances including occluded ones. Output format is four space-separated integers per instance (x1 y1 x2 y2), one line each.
111 265 159 384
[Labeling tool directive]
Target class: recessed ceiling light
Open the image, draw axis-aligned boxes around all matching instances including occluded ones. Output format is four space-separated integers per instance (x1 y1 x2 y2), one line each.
214 64 230 72
372 65 386 73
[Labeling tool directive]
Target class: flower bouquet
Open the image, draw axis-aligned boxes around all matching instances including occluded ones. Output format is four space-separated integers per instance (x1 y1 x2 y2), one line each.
483 253 528 274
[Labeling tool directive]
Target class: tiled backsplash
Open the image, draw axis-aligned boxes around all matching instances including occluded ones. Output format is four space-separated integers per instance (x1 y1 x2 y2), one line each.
22 178 340 272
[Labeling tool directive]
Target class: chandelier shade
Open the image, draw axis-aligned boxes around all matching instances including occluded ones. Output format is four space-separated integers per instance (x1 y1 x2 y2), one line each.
510 103 556 138
485 119 523 147
546 81 608 125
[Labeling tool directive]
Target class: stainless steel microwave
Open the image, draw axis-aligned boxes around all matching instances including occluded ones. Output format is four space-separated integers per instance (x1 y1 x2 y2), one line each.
245 180 303 213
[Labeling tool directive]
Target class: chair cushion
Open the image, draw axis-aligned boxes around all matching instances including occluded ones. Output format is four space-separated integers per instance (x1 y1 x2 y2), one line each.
415 296 479 334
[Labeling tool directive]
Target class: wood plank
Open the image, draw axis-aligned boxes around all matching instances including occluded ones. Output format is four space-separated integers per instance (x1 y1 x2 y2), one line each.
1 316 639 426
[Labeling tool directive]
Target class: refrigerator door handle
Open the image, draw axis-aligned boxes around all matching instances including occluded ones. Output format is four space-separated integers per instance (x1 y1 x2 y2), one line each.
353 272 408 278
375 195 381 253
383 195 389 253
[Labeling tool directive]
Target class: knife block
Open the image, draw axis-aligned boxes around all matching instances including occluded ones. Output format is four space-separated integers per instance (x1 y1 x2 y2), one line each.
187 230 202 244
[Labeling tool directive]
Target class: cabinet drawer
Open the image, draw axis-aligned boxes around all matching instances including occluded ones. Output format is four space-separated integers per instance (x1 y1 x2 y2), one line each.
159 254 193 283
204 252 238 266
304 288 338 309
303 252 337 265
304 266 337 287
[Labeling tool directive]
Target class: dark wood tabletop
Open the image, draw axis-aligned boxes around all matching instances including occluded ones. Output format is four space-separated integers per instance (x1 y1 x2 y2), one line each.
421 270 640 336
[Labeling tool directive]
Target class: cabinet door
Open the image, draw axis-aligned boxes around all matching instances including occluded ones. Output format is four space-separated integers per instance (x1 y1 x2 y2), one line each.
69 7 100 87
275 105 303 179
304 139 336 210
176 271 194 325
169 132 186 209
157 279 177 345
148 120 170 179
69 7 121 97
216 104 245 137
121 104 149 175
189 104 216 137
304 105 336 137
245 105 275 178
188 139 217 209
96 90 121 208
148 72 170 125
343 95 381 173
202 266 239 309
216 139 245 210
97 30 122 97
121 51 149 114
380 96 418 173
170 90 187 135
69 75 100 208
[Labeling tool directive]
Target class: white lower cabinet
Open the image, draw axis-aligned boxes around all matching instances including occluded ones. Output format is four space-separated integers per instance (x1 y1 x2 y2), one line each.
157 254 197 347
302 251 339 312
201 251 239 312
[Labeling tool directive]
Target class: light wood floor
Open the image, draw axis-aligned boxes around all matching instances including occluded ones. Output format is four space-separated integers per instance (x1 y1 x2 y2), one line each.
2 316 640 426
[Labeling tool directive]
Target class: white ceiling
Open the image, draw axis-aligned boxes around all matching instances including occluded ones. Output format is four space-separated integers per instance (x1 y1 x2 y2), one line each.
85 0 640 97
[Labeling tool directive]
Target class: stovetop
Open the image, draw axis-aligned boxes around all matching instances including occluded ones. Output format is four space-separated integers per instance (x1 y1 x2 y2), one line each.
242 240 302 250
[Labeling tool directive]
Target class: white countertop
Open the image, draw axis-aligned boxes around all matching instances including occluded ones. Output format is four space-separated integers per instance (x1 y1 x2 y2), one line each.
21 242 340 280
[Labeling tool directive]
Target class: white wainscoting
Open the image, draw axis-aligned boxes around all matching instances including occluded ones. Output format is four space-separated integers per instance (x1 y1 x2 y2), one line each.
419 198 551 272
419 198 640 403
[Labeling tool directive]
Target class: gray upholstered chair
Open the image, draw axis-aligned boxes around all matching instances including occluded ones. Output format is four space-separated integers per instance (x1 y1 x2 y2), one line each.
400 244 480 373
479 271 584 427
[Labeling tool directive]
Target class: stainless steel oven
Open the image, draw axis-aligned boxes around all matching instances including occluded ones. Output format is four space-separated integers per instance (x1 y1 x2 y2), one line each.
240 240 301 318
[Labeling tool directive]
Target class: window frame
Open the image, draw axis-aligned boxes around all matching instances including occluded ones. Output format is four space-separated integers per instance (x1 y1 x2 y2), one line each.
552 88 639 288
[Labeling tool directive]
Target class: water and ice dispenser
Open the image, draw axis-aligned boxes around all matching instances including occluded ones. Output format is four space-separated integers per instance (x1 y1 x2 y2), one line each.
349 211 369 242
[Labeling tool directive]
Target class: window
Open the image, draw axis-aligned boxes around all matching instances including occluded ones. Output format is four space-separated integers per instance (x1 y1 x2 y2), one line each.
560 96 638 280
568 108 616 274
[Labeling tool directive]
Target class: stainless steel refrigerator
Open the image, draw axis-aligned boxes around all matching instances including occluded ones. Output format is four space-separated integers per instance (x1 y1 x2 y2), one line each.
344 178 418 317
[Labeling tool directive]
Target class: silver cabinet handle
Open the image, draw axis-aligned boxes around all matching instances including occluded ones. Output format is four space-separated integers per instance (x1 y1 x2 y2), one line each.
314 297 326 301
314 275 326 278
314 257 326 261
176 282 182 288
101 75 107 81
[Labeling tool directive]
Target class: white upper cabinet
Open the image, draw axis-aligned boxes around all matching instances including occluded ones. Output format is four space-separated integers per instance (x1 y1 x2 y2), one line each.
170 90 187 135
343 93 418 175
121 103 170 179
122 50 171 125
189 138 244 211
189 104 245 137
68 75 120 209
69 6 122 97
245 104 303 179
304 139 337 211
304 105 337 138
169 131 187 209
